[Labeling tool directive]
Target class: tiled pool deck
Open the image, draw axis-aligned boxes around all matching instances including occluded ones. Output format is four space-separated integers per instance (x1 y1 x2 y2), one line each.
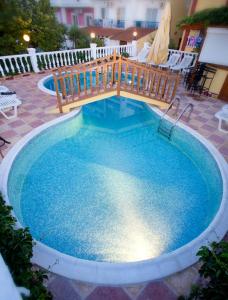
0 72 227 300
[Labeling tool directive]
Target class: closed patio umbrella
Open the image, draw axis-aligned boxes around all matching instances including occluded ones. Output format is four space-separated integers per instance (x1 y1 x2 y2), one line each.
147 1 171 65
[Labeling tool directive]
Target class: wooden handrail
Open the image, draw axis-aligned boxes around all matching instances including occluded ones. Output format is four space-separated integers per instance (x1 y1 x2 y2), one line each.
53 51 180 113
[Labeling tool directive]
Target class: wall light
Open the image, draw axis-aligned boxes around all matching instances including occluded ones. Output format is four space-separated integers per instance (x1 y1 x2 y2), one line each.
133 31 138 38
90 32 96 39
23 34 30 42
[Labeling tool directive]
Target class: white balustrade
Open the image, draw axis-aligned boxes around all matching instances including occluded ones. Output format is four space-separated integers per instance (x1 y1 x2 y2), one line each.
0 44 197 77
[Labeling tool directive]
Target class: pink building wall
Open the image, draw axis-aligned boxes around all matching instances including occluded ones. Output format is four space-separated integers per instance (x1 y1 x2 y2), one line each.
57 7 94 27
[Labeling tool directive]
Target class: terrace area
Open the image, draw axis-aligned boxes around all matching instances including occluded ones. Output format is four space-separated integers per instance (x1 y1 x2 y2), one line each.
0 66 228 299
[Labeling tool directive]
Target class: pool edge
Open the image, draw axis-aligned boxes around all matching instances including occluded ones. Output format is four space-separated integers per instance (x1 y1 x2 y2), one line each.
0 102 228 285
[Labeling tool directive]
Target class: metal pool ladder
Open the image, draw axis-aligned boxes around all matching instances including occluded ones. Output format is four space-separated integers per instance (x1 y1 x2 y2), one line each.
158 100 194 140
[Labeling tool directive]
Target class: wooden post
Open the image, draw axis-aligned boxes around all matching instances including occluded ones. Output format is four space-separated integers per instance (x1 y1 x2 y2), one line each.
112 50 116 86
53 74 63 113
117 54 122 96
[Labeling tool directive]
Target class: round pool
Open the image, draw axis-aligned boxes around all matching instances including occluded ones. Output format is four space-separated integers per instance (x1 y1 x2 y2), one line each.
1 97 227 284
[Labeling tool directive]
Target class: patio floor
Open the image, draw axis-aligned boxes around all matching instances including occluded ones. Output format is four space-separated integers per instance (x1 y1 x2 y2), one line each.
0 71 227 300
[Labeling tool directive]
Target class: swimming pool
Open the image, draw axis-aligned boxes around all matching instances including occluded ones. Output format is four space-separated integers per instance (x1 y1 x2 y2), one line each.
38 73 139 96
1 96 227 284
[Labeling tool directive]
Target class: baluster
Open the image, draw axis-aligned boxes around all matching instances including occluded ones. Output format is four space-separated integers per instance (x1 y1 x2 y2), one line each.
69 73 74 101
104 64 107 91
90 70 93 94
160 75 168 99
76 72 80 96
3 59 9 74
165 77 172 101
15 58 21 73
171 74 180 100
96 67 99 92
53 74 63 113
53 54 57 68
150 72 156 95
83 70 87 95
125 62 129 88
155 73 162 97
19 57 25 73
8 58 16 74
0 61 5 76
143 70 149 95
59 53 64 66
131 67 135 91
25 56 31 72
137 68 141 93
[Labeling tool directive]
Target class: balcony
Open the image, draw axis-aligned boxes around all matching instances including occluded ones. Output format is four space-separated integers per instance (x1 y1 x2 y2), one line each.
90 19 159 30
134 21 159 29
92 19 125 29
50 0 93 7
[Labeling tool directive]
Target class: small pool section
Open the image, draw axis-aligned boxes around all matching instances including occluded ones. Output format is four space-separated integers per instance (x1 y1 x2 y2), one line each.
7 97 223 264
42 72 138 94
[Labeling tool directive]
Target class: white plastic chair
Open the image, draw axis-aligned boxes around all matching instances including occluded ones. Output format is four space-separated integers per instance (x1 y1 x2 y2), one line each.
0 86 9 93
159 53 181 68
171 55 193 72
0 94 22 119
215 105 228 133
129 47 150 63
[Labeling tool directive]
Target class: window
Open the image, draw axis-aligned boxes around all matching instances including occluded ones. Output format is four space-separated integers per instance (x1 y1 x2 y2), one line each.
101 7 106 19
73 14 78 26
117 7 125 20
146 8 158 21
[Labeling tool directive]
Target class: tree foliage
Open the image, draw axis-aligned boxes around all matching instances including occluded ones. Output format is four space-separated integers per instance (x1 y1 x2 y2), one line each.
178 6 228 28
68 26 104 49
179 241 228 300
0 0 66 55
0 194 52 299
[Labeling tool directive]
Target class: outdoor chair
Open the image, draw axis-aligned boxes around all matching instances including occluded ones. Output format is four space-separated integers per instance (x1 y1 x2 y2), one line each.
0 93 21 119
159 53 181 68
215 105 228 133
0 85 9 93
171 55 193 72
0 136 10 158
129 47 150 63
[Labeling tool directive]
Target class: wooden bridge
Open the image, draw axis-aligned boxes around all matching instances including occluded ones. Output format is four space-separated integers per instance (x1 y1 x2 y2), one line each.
52 52 180 113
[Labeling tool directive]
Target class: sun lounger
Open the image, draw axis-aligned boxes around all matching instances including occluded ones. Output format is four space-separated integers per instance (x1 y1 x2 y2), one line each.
215 105 228 133
129 47 150 63
0 94 21 119
159 53 181 68
171 55 193 72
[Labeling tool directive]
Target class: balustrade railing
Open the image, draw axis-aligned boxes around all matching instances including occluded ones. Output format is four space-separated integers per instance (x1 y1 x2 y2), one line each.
0 44 197 78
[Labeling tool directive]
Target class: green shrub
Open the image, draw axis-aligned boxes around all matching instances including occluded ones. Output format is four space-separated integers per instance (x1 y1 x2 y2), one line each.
121 51 129 58
0 194 52 299
179 241 228 300
178 6 228 28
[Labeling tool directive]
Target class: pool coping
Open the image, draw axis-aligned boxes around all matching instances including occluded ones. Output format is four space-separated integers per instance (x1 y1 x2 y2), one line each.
37 75 56 96
0 101 228 285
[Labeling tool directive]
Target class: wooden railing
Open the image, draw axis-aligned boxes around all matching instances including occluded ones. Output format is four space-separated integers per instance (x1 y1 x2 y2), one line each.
53 52 180 113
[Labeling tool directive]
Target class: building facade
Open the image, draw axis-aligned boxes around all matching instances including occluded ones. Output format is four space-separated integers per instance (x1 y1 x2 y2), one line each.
179 0 228 101
50 0 164 29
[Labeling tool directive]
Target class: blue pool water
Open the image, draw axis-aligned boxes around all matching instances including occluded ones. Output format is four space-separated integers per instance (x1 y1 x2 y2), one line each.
44 72 138 93
8 97 222 262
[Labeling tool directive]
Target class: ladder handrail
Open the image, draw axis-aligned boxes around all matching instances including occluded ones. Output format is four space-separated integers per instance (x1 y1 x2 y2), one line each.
161 96 180 119
158 102 194 140
173 103 194 126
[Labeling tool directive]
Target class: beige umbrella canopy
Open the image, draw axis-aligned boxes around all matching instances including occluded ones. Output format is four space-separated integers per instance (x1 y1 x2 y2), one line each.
147 1 171 65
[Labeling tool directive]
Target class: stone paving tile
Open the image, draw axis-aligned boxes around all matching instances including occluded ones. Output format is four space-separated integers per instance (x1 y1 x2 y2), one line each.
165 266 199 297
0 73 228 300
86 287 131 300
137 282 177 300
124 284 145 299
48 276 81 300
